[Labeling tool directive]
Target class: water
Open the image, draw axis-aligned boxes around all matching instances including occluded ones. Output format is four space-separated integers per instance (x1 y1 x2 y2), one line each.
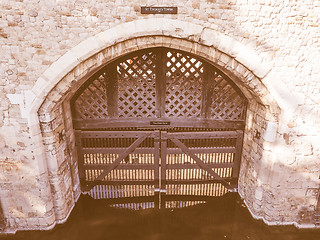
3 193 320 240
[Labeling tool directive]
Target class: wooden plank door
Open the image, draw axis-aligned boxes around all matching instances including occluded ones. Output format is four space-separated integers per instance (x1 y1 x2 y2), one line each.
160 130 243 207
75 129 243 208
75 130 160 207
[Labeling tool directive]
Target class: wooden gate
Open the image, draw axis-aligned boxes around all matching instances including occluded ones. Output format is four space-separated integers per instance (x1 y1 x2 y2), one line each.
72 47 247 208
76 130 160 207
75 128 243 208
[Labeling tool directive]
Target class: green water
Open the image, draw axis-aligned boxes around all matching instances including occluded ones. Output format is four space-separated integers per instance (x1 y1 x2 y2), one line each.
3 193 320 240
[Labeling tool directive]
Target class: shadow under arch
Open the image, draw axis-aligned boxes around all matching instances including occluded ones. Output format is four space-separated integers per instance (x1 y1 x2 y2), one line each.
26 18 286 229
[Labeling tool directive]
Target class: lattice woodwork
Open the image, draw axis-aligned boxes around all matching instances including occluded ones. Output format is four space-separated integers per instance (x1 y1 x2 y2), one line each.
117 51 157 118
72 47 247 123
208 71 246 120
74 74 108 119
164 50 203 118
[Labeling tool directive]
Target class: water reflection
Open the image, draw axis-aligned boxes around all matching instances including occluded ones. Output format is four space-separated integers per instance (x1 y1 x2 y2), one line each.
5 193 320 240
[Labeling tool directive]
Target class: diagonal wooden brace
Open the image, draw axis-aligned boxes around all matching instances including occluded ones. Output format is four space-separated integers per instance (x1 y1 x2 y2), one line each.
169 137 232 190
95 134 150 181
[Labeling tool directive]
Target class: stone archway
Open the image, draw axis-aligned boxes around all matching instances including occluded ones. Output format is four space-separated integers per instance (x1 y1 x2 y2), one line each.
26 18 286 229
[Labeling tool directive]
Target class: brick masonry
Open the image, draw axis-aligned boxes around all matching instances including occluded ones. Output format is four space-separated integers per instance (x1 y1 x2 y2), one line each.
0 0 320 233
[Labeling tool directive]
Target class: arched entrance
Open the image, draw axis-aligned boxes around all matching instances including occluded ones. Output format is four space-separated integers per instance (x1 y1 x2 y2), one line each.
71 47 247 208
29 18 283 227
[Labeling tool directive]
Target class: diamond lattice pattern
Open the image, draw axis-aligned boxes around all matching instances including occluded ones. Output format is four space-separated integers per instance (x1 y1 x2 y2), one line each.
74 74 108 119
73 48 247 121
208 72 246 120
165 50 203 118
117 51 157 118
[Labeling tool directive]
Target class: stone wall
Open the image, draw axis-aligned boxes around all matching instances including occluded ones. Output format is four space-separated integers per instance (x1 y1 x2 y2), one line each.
0 0 319 233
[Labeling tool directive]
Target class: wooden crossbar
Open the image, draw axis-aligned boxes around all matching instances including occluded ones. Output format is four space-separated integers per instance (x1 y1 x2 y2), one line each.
95 134 150 181
168 136 232 189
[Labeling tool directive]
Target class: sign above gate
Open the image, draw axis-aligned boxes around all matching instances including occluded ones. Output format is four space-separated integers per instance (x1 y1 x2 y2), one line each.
141 7 178 14
150 121 171 126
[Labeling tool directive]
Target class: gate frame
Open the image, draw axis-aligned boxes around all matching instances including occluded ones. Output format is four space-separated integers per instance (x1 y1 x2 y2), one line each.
76 129 243 195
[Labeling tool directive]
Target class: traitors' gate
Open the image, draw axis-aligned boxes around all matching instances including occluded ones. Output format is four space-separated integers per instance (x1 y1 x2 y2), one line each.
72 47 247 209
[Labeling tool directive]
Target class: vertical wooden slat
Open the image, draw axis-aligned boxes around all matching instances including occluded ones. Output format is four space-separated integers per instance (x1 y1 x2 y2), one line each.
160 131 167 208
155 48 166 118
201 62 211 118
233 130 244 178
75 130 86 184
154 130 160 209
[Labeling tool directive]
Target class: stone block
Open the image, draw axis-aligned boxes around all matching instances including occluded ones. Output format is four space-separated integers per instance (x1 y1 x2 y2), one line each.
44 200 54 213
262 72 305 112
26 218 39 228
97 25 125 45
6 94 23 105
253 202 262 212
169 38 183 49
7 218 16 229
263 121 277 142
42 50 79 85
254 187 264 201
200 27 221 48
32 150 48 175
15 218 27 228
235 44 271 78
45 155 58 172
38 214 55 228
133 18 167 37
179 39 196 52
71 36 105 62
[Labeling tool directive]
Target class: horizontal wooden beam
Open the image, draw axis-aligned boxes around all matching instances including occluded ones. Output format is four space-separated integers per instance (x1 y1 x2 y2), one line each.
165 179 234 185
81 146 236 154
167 147 236 154
93 196 157 204
83 180 156 186
73 118 245 130
82 147 156 154
163 195 226 201
167 131 238 139
84 162 232 170
78 130 156 138
84 163 156 170
166 163 234 169
91 195 227 204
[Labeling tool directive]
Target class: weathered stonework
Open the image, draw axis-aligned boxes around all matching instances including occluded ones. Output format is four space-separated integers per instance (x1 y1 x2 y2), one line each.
1 0 320 233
